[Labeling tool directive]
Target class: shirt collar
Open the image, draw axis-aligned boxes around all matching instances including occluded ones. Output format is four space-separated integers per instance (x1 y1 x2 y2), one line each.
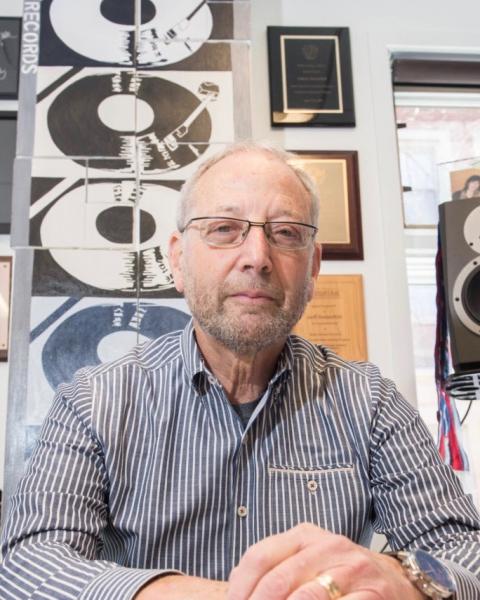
180 319 206 383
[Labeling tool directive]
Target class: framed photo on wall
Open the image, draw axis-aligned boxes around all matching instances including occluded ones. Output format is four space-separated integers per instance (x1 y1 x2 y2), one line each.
267 26 355 127
449 168 480 201
0 256 12 361
0 18 22 99
289 150 363 260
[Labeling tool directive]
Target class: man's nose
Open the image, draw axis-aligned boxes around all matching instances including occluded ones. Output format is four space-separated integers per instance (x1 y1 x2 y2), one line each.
238 224 273 273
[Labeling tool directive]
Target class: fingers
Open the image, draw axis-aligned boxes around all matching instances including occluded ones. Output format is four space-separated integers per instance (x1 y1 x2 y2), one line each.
287 575 344 600
247 551 343 600
227 523 412 600
228 524 350 600
227 524 317 599
314 574 342 599
297 593 373 600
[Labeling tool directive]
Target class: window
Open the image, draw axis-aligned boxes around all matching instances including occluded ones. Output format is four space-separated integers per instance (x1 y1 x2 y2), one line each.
394 88 480 500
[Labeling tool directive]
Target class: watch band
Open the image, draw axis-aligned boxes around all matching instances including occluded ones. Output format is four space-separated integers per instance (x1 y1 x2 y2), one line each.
387 550 456 599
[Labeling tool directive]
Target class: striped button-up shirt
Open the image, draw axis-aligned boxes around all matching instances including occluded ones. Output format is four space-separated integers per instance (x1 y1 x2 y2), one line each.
1 320 480 599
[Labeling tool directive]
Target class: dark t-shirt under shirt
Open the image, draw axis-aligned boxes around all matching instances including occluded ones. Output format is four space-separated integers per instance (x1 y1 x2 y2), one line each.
232 398 260 427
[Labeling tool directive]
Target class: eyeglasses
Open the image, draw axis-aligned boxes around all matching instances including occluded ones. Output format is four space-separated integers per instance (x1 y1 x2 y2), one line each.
181 217 318 250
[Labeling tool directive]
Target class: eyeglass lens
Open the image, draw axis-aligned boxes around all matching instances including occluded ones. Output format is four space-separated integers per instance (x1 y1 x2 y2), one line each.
199 218 314 249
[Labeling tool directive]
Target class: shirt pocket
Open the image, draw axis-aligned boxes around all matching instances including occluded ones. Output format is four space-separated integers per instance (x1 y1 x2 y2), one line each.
265 461 367 538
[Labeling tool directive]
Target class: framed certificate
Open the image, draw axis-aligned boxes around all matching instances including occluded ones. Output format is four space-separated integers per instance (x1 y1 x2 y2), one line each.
0 256 12 361
289 150 363 260
293 274 367 361
0 112 17 234
0 18 21 99
267 26 355 127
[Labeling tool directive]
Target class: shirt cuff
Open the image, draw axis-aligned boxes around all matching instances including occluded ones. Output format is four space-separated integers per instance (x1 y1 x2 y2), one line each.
442 559 480 599
79 567 184 600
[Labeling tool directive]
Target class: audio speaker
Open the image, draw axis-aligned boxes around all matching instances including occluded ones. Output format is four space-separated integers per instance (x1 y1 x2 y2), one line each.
439 198 480 373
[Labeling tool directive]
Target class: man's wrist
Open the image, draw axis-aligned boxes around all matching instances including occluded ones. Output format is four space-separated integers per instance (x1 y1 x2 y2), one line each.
379 554 427 599
385 550 456 599
134 574 184 599
135 574 228 599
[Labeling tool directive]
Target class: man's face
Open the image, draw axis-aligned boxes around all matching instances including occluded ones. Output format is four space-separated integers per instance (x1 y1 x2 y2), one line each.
169 150 321 355
467 180 480 196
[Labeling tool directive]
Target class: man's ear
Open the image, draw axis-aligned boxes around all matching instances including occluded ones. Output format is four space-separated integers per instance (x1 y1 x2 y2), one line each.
307 242 321 302
168 231 185 294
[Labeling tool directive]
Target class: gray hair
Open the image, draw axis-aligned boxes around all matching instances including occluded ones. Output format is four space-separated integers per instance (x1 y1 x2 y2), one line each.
176 141 320 231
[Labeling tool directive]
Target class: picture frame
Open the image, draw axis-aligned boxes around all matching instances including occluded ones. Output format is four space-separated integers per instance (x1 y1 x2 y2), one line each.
289 150 363 260
267 26 355 127
0 111 17 234
0 256 13 361
0 17 22 99
449 168 480 201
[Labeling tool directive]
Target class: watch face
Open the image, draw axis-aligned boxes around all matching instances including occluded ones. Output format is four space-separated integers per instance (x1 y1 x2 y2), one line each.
414 549 457 592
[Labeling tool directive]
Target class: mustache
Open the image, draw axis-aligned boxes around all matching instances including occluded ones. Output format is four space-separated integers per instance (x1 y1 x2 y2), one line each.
222 277 284 303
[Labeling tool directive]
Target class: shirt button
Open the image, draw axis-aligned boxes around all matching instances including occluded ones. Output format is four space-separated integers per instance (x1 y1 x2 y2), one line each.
208 375 217 385
307 480 318 492
237 505 248 518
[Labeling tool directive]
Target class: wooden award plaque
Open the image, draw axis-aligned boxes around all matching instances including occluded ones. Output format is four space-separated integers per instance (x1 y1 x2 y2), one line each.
293 274 367 361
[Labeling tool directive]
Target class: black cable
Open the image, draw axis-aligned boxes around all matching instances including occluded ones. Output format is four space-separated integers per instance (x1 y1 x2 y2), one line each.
460 400 473 426
379 540 390 553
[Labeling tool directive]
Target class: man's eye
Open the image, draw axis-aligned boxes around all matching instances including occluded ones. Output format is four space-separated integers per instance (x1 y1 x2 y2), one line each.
206 221 244 237
275 226 300 239
210 223 235 233
278 228 295 237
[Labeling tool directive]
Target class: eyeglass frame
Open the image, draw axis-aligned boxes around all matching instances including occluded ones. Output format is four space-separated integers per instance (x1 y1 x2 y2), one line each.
179 216 318 250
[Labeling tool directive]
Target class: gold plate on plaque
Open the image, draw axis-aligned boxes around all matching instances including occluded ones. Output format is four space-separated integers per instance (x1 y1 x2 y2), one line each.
293 274 367 361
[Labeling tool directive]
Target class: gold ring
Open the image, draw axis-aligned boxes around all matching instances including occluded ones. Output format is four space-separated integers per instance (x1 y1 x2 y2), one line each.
315 573 342 599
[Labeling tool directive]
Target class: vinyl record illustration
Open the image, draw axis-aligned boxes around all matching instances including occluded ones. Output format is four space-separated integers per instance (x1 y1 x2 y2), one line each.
33 180 180 293
48 0 213 66
41 301 190 390
44 71 216 172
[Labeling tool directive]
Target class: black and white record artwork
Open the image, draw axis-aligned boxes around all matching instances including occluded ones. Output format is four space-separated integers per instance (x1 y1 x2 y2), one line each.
26 296 190 425
33 67 234 175
30 179 182 296
29 177 181 251
4 0 251 508
39 0 236 69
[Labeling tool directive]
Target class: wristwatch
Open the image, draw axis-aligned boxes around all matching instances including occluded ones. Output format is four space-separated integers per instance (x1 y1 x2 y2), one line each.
387 549 456 599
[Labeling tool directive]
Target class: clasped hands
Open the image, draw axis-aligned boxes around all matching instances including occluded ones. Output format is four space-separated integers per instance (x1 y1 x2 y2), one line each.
227 523 425 599
138 523 425 599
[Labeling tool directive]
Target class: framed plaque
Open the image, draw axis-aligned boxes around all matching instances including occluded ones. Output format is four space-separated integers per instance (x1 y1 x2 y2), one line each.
289 150 363 260
267 26 355 127
0 112 17 234
293 274 367 361
0 18 21 99
0 256 12 361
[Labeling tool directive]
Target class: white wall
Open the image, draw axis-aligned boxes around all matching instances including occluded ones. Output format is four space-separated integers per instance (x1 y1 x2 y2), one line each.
250 0 414 400
0 0 22 17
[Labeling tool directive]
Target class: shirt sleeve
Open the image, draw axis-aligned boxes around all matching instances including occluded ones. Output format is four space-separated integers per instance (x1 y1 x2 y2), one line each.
0 369 181 600
367 365 480 597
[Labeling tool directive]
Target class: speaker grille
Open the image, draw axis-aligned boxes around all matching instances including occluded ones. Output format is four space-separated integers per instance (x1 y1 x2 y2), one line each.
464 266 480 326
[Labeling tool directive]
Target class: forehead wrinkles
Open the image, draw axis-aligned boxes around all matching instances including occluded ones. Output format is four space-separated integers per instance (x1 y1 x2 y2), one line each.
189 155 310 215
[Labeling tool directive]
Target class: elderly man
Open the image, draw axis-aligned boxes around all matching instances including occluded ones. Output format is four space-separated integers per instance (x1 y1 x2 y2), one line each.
1 143 480 600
